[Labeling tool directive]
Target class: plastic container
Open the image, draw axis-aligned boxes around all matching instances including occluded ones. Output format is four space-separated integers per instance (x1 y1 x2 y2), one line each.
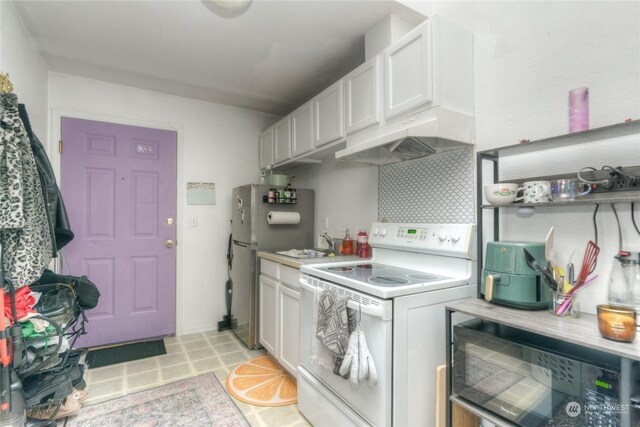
342 229 354 255
356 230 370 258
569 87 589 133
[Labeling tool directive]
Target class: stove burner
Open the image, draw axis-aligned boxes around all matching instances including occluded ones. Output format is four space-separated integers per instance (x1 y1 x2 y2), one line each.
355 264 387 270
368 276 410 285
407 273 442 281
326 266 355 272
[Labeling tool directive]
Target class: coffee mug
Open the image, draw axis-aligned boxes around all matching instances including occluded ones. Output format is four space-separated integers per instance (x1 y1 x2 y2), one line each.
524 181 551 203
550 179 591 201
484 183 523 205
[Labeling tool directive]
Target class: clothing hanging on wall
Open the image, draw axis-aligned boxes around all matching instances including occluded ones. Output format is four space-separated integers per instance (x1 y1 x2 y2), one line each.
18 104 74 255
0 93 53 288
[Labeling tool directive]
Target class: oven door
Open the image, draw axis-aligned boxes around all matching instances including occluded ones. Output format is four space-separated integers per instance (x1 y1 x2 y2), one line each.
299 274 392 426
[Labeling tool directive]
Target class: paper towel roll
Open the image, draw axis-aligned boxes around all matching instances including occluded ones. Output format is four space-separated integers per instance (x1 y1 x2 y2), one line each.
267 211 301 225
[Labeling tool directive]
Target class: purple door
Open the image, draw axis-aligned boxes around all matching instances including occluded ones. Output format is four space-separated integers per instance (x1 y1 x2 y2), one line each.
61 117 177 348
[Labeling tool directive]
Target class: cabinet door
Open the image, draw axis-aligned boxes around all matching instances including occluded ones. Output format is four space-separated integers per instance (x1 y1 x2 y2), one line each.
278 284 300 377
259 275 278 355
384 22 433 120
259 127 274 170
345 56 380 134
291 101 314 157
274 116 291 164
313 79 345 147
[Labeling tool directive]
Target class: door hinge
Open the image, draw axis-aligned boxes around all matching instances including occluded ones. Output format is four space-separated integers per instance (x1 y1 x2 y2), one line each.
58 140 63 154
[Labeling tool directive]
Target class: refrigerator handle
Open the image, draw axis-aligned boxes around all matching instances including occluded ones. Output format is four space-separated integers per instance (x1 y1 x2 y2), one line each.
233 241 252 248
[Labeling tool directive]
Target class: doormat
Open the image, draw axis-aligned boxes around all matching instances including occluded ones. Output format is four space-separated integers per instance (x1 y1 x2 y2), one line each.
64 373 249 426
85 339 166 369
225 355 297 407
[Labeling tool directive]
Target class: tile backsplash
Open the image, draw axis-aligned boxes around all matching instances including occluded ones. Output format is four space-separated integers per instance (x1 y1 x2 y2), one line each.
378 147 474 224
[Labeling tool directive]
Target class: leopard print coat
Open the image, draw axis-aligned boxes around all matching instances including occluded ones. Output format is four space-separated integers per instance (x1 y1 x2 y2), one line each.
0 93 52 288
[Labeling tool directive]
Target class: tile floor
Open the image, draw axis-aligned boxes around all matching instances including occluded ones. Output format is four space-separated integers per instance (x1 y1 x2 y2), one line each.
78 330 311 427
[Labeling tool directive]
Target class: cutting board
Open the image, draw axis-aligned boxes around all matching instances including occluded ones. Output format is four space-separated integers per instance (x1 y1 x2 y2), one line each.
436 365 480 427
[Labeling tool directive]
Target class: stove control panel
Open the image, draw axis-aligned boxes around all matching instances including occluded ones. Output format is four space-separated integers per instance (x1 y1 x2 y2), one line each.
369 223 476 256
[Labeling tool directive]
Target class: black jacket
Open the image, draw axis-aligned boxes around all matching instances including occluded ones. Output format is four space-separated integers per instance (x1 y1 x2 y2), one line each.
18 104 74 256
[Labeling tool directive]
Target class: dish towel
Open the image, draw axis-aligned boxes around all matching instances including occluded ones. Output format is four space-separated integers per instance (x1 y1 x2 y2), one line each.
339 324 378 388
315 289 350 356
309 288 336 370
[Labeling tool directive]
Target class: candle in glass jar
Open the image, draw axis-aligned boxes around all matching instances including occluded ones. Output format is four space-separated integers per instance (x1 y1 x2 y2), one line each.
569 87 589 133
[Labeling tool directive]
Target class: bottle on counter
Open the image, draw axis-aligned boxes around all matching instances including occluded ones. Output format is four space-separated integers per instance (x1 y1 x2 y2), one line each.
356 230 371 258
268 188 276 203
342 229 354 255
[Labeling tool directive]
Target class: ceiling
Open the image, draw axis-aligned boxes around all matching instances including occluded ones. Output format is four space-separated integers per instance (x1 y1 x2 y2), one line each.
14 0 425 115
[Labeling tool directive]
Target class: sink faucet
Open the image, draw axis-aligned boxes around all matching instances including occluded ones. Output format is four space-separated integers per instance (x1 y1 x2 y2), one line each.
320 231 335 250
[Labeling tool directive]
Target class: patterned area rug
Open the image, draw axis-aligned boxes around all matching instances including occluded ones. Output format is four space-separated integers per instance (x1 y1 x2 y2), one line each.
65 374 249 427
226 355 297 407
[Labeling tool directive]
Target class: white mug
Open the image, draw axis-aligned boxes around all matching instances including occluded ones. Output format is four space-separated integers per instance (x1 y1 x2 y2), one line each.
484 183 523 205
523 181 551 203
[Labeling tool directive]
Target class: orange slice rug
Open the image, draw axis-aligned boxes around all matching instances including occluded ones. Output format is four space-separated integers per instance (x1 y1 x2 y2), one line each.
225 355 297 407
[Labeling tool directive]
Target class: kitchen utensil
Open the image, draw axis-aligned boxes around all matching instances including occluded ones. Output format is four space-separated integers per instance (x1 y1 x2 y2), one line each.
545 227 556 267
550 179 591 201
483 183 523 205
553 266 565 284
556 241 600 315
523 248 557 290
524 181 551 203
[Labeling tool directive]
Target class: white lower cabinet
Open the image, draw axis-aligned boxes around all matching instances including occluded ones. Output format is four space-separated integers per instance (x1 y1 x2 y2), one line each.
258 259 301 378
259 275 278 355
278 284 300 376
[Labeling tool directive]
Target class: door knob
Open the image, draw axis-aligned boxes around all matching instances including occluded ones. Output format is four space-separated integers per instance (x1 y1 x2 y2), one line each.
165 240 175 248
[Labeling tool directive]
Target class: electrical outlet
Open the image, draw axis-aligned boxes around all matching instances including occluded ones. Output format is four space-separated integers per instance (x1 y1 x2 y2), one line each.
615 177 629 189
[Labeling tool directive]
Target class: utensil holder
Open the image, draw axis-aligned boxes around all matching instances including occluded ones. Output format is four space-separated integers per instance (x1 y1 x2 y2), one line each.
549 292 580 318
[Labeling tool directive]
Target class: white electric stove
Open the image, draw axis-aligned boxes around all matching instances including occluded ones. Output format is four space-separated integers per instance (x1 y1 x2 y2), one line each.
297 222 477 427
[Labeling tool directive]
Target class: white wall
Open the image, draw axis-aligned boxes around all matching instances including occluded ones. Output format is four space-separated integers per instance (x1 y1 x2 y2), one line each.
48 72 278 335
0 2 48 138
291 156 378 245
400 1 640 313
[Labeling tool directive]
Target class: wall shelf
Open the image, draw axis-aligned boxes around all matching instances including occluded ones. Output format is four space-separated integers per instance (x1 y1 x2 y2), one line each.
481 191 640 209
479 119 640 158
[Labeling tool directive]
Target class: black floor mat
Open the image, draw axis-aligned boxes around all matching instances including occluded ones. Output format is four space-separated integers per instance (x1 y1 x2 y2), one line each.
85 339 167 369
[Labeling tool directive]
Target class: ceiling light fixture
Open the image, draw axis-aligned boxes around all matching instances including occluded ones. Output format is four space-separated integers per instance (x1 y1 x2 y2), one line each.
208 0 251 10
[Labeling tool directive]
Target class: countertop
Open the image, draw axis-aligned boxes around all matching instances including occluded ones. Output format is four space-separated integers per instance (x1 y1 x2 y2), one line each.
257 250 363 269
446 299 640 361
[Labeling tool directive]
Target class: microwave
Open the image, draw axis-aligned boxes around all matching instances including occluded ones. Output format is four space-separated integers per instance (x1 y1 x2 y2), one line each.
453 319 635 427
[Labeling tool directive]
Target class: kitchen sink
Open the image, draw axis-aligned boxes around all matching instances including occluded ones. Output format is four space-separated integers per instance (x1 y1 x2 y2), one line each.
275 249 341 259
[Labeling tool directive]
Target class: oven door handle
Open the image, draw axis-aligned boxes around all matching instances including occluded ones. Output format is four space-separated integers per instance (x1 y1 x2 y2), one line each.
299 279 391 320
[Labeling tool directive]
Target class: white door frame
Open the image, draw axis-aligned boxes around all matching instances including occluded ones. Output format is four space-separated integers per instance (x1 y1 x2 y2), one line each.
50 108 186 337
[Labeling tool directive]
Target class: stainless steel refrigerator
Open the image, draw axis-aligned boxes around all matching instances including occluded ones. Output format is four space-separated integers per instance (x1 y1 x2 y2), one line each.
230 184 314 348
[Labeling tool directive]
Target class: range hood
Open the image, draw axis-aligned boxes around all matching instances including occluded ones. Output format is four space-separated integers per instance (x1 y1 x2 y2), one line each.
336 107 474 165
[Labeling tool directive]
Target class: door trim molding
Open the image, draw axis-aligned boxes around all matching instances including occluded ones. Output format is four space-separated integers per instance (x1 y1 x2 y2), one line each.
51 108 185 337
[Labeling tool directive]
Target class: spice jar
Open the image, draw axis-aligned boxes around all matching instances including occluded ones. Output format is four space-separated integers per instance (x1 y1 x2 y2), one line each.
267 188 276 203
356 230 370 258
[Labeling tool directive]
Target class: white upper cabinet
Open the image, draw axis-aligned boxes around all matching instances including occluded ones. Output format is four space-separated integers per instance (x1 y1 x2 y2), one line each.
384 21 433 120
345 56 381 135
259 127 274 170
274 115 292 164
291 101 314 157
313 79 345 147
